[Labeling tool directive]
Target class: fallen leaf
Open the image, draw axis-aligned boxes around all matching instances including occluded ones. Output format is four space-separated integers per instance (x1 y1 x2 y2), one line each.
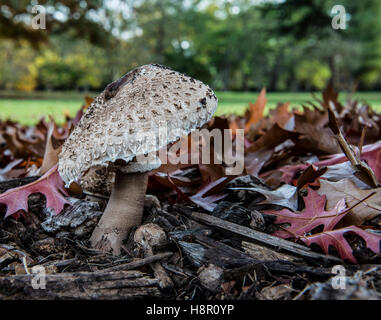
302 226 381 263
0 164 69 218
315 140 381 180
244 149 273 176
297 164 327 189
172 176 229 212
38 121 62 175
229 183 298 211
318 179 381 226
321 162 369 188
327 105 378 187
0 159 23 182
294 113 340 155
246 123 299 152
245 88 267 133
264 188 346 238
270 102 292 128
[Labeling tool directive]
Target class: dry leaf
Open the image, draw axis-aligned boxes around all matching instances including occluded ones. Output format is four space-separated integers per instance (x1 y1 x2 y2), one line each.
318 179 381 226
264 188 346 238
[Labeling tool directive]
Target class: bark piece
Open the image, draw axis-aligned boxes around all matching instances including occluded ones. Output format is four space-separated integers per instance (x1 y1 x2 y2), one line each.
0 270 160 299
188 211 342 263
41 197 102 233
198 264 224 292
242 241 295 262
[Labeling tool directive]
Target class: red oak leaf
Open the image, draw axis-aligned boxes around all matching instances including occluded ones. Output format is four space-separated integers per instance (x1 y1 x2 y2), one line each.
301 226 381 263
264 188 347 238
0 164 69 218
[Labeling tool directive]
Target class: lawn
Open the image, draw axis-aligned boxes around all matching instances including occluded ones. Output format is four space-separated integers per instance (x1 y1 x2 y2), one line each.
1 90 381 125
215 91 381 116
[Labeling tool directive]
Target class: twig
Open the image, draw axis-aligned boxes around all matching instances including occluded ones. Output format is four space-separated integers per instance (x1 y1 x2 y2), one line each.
101 252 173 272
188 211 342 263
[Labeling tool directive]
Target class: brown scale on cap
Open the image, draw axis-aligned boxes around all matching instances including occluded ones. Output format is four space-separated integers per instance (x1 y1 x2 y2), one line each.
58 64 218 255
59 64 217 186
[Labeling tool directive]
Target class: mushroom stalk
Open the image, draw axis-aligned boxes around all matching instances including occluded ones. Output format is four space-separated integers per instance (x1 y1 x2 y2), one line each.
90 170 148 255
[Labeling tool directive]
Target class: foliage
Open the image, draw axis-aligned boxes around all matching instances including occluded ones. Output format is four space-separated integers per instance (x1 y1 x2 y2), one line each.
295 60 331 90
1 87 381 263
0 41 38 91
0 0 111 47
0 164 69 218
302 226 381 263
264 188 347 238
35 43 105 90
1 0 381 91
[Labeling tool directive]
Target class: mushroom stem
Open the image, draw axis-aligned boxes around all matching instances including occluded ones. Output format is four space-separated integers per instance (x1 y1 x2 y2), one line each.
90 170 148 255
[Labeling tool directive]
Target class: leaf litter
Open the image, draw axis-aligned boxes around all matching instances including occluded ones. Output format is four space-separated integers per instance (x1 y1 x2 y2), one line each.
0 89 381 299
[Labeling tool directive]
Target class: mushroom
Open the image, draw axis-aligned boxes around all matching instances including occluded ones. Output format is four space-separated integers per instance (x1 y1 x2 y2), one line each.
80 166 114 197
58 64 218 255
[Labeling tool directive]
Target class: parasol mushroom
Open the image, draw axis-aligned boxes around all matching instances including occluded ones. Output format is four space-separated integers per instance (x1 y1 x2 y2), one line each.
58 64 218 255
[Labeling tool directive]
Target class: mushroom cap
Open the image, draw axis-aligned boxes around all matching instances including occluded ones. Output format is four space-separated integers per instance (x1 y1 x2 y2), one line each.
58 64 218 186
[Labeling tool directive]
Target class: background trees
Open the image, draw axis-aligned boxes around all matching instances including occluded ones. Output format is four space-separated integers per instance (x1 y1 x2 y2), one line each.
0 0 380 92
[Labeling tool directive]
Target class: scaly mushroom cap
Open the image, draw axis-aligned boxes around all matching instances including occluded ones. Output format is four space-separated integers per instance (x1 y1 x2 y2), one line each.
58 64 218 187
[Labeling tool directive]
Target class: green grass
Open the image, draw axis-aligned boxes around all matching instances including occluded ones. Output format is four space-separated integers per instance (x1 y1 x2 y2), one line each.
214 91 381 116
1 90 381 125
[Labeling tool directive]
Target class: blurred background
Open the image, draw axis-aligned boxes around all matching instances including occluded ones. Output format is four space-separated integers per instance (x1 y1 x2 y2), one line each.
0 0 380 123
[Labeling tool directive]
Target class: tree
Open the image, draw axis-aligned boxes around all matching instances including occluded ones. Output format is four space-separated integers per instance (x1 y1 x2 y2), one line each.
0 0 112 48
